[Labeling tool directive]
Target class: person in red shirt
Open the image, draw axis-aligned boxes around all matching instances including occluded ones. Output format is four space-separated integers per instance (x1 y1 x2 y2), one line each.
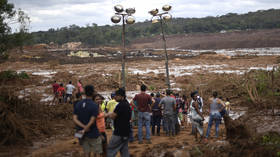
132 84 154 144
57 83 65 104
51 81 59 105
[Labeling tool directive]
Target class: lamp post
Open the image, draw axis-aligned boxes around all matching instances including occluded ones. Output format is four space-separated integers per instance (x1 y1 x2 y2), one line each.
111 5 136 89
149 5 172 90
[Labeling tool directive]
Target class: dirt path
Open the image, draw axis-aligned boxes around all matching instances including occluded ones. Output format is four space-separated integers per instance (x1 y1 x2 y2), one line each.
28 123 226 157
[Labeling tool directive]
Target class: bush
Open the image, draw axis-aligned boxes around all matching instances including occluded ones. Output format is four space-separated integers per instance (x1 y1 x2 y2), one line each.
0 70 29 80
0 70 18 79
18 71 29 79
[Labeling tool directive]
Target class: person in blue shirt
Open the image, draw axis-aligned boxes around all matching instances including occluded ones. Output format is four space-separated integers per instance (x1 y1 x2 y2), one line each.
73 85 102 157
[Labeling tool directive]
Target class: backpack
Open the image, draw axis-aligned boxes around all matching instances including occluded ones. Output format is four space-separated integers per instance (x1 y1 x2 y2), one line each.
197 97 203 109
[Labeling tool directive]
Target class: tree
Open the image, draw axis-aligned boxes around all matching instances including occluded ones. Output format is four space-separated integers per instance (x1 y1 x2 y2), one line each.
14 9 30 53
0 0 15 55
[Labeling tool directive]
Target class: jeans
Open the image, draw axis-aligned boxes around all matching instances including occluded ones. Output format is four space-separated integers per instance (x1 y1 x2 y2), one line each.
107 135 129 157
129 123 134 142
138 112 151 141
65 94 73 103
206 112 221 138
133 110 138 126
163 114 175 136
151 115 161 135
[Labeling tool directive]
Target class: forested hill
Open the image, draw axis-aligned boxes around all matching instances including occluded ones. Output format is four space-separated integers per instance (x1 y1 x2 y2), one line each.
30 8 280 47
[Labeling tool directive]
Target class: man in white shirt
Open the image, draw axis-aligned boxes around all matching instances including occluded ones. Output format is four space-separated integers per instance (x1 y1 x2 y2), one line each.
65 81 75 104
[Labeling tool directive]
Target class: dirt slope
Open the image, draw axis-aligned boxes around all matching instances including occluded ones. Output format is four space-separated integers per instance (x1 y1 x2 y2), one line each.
130 29 280 50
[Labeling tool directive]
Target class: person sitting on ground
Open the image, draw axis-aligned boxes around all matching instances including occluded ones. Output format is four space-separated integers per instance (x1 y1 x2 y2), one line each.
107 88 132 157
159 89 177 137
57 83 65 104
65 81 75 104
190 92 205 142
205 91 225 141
94 94 108 157
73 85 102 157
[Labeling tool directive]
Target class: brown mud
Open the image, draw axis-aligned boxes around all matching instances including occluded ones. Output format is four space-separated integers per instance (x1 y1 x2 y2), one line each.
1 38 280 156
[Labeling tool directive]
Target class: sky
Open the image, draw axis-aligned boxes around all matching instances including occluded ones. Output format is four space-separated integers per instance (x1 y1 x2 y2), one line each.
8 0 280 32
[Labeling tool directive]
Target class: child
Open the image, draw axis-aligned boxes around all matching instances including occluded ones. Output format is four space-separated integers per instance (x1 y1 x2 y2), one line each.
94 94 108 157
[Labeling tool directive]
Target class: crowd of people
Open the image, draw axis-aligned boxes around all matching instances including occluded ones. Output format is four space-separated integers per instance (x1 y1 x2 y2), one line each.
51 81 231 157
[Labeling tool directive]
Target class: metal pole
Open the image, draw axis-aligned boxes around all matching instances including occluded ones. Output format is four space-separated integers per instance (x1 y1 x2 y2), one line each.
121 15 126 89
160 17 171 89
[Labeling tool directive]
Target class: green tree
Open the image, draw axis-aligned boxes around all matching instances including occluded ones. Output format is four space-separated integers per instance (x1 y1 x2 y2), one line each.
0 0 15 55
13 9 31 53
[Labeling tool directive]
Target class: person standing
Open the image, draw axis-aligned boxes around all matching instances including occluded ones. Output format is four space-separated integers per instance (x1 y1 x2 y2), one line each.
94 94 108 157
225 98 231 115
205 91 224 140
73 85 102 157
77 80 84 94
57 83 65 104
106 92 118 130
190 92 205 142
189 91 203 135
51 81 59 105
159 89 177 137
182 95 189 125
151 92 162 136
65 81 75 104
132 84 153 144
107 88 132 157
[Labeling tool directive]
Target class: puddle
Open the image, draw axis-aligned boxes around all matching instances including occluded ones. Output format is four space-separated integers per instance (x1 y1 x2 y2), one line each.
40 94 54 102
32 71 57 78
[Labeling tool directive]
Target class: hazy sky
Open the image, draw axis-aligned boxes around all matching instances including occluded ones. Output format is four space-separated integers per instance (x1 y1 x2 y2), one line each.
8 0 280 32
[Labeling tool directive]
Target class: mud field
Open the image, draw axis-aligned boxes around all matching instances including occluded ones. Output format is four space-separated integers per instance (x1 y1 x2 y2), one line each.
0 47 280 157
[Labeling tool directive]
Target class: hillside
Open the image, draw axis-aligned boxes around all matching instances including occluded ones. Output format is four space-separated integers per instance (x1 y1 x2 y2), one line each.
29 8 280 47
130 29 280 50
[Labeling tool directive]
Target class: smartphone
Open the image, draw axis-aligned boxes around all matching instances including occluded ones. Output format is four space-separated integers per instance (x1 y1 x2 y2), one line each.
74 132 84 138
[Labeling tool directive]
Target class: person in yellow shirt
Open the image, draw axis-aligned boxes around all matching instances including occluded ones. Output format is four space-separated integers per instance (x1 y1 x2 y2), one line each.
101 100 107 112
225 98 231 115
106 92 118 130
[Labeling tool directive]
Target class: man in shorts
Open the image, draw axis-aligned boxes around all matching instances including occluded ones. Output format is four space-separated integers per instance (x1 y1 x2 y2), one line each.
73 85 102 157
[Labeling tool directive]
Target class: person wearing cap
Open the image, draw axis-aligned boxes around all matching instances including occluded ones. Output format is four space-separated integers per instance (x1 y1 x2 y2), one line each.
106 92 118 130
107 88 132 157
